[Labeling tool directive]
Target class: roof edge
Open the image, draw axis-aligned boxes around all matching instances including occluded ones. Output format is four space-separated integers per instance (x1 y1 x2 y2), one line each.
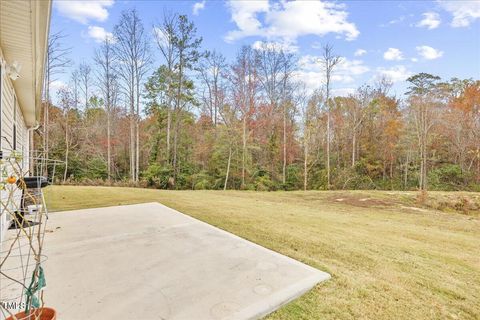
33 0 52 128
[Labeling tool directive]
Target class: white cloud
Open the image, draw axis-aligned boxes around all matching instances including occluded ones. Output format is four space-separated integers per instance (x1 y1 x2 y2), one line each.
438 0 480 27
387 15 406 25
299 55 369 78
354 49 367 57
416 45 443 60
295 55 369 92
87 26 114 43
55 0 114 24
225 0 359 43
50 80 66 92
380 14 415 28
417 12 441 29
252 40 299 53
293 70 324 93
49 80 68 105
333 87 356 96
193 1 206 15
383 48 404 61
152 27 168 47
226 0 269 40
375 65 411 83
411 57 418 62
337 59 370 78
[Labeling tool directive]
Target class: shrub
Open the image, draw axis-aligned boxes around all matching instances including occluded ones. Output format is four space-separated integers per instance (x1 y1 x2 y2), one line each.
428 164 468 191
334 166 377 190
254 175 275 191
284 164 301 190
142 163 174 189
309 168 328 190
191 171 212 190
84 157 108 180
250 168 277 191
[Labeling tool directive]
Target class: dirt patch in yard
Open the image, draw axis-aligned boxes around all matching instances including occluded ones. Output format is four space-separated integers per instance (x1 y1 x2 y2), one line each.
329 194 395 208
328 192 480 216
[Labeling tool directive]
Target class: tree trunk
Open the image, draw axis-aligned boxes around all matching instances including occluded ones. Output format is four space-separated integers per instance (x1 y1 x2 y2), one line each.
63 118 69 182
172 57 184 184
107 112 111 181
224 146 232 191
420 104 428 191
135 74 141 182
166 109 171 164
419 148 424 190
130 100 135 181
242 115 246 187
326 108 331 189
214 81 218 127
390 156 393 179
283 103 287 185
352 130 356 167
172 117 179 186
84 87 88 110
383 161 386 181
404 152 409 190
477 146 480 183
304 136 308 191
63 148 69 182
135 118 139 182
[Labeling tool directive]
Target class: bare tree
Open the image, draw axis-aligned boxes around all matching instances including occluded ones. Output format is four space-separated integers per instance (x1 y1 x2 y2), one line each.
198 50 227 126
114 9 151 182
300 87 322 190
256 42 296 185
78 62 92 110
375 75 393 97
94 37 118 181
153 12 178 164
199 51 234 190
159 14 202 185
319 44 342 189
218 104 237 190
349 85 375 167
43 31 71 160
57 87 74 182
70 69 80 109
229 46 258 187
406 73 442 191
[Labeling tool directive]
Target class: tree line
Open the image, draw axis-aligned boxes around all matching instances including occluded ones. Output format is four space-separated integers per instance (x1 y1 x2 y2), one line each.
39 9 480 191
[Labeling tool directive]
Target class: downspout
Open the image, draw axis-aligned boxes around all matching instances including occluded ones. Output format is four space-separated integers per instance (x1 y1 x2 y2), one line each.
27 121 40 175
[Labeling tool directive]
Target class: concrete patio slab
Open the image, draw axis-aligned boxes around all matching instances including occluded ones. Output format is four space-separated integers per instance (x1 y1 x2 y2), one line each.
43 202 330 320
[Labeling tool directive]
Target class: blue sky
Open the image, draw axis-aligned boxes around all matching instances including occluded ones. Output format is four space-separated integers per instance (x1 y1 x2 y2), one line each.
51 0 480 97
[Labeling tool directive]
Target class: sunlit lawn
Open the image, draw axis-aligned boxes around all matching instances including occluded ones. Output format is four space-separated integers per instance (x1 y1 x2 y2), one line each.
45 186 480 320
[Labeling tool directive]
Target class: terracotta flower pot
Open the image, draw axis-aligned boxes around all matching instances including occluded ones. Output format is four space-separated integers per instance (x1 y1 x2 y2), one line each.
5 307 56 320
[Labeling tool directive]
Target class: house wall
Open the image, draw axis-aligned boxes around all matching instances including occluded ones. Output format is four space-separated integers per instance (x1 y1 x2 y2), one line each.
0 47 31 243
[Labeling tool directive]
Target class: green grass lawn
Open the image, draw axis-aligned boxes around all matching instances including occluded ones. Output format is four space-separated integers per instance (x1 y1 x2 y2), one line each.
45 186 480 320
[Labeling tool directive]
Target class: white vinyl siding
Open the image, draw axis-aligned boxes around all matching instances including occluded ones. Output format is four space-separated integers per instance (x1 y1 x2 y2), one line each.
0 59 4 240
0 55 30 163
0 49 31 242
2 68 16 150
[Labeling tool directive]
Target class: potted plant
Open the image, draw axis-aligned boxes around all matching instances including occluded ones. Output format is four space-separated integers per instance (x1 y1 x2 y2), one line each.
5 307 56 320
